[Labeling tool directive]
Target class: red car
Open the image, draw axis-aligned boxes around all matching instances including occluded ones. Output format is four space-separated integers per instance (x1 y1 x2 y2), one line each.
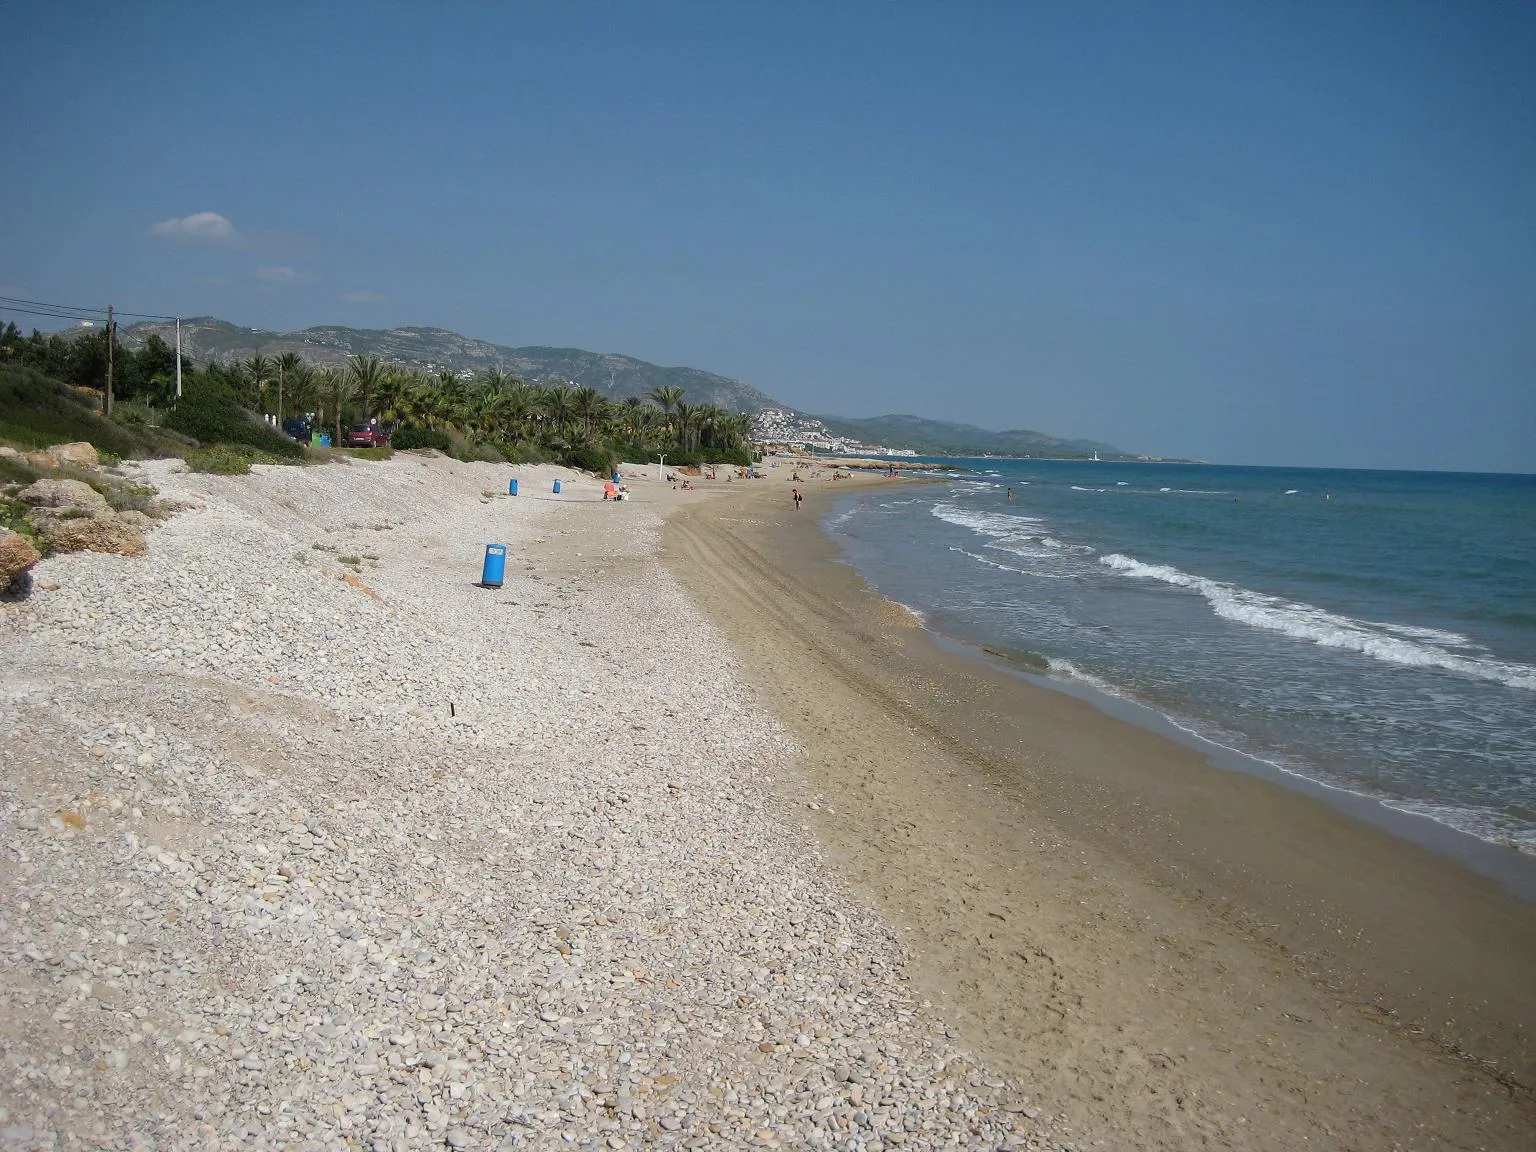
346 423 390 448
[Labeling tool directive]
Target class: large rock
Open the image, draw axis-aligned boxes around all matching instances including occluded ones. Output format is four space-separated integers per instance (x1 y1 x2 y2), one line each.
37 514 146 558
0 528 42 591
17 478 111 515
49 441 101 467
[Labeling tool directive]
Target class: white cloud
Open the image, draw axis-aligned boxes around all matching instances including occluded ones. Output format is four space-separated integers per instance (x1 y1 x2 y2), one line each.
253 265 305 283
342 290 385 303
151 211 237 243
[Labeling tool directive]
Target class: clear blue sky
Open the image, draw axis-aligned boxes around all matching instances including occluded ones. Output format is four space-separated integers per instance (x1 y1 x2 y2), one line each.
3 1 1532 471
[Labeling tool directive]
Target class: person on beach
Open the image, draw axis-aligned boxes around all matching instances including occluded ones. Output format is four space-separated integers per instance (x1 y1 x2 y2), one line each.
1007 487 1013 502
792 488 802 510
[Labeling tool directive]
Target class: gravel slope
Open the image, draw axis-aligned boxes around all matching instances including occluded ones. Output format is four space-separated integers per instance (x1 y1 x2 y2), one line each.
0 455 1067 1151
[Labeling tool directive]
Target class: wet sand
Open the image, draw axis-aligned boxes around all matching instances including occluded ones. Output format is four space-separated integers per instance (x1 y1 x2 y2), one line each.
659 473 1536 1151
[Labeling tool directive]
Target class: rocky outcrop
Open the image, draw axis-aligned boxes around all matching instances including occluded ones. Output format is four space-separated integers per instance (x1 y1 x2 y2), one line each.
17 478 111 515
0 528 42 591
50 441 101 468
16 478 146 557
37 514 147 557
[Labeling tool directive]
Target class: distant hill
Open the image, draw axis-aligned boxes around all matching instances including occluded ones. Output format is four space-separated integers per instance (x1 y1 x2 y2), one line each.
812 413 1128 459
117 317 779 413
113 316 1137 455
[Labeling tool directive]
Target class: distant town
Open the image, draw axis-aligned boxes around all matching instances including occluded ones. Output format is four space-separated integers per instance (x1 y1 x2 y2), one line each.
750 407 918 457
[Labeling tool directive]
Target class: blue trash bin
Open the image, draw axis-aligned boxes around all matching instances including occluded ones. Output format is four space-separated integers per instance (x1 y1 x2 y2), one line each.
509 478 518 496
481 543 506 588
553 479 562 494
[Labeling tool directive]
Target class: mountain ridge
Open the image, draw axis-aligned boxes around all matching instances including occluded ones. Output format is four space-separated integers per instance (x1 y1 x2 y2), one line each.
115 316 1130 456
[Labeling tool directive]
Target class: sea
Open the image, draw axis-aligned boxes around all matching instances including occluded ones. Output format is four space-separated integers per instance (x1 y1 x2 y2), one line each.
820 460 1536 864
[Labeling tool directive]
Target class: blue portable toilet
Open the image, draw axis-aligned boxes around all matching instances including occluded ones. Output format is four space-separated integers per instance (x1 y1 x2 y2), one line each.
481 543 506 588
509 478 518 496
553 479 562 494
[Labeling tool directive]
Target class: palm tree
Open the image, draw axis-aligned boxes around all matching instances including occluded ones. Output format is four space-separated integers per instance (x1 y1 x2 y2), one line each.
617 396 648 442
288 363 319 431
346 354 386 422
541 383 576 443
570 386 608 441
372 367 412 426
244 355 273 414
273 352 302 424
321 367 357 443
673 400 696 452
648 385 684 419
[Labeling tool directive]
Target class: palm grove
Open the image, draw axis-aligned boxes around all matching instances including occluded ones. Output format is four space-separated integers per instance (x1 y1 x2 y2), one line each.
1 323 758 470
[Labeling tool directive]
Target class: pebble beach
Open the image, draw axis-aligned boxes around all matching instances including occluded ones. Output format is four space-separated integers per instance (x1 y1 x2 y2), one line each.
0 455 1063 1151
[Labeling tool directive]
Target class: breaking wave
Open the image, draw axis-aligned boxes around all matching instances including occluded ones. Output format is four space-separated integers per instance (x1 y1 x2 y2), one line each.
1099 554 1536 690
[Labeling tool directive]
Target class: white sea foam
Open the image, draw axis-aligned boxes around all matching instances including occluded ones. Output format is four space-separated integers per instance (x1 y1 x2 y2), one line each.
1045 657 1131 698
950 546 1077 578
1070 485 1107 493
1367 621 1480 649
931 504 1047 535
932 505 1092 569
1098 553 1536 690
1285 489 1300 495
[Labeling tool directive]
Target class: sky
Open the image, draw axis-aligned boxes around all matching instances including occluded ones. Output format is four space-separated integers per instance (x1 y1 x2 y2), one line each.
2 1 1533 471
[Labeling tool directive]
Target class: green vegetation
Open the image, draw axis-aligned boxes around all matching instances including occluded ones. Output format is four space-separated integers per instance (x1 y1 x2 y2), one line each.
6 319 759 475
391 427 451 452
185 444 304 474
338 446 393 461
0 364 188 457
116 317 780 413
184 446 255 474
162 377 304 459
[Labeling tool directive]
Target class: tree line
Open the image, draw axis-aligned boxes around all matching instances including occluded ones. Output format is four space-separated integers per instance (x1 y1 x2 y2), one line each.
0 323 756 467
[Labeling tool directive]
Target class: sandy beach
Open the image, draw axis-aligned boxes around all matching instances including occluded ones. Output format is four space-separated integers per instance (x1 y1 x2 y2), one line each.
3 453 1534 1150
663 466 1536 1151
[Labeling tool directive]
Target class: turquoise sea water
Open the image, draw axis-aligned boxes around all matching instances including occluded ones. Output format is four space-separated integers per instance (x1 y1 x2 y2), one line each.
823 461 1536 853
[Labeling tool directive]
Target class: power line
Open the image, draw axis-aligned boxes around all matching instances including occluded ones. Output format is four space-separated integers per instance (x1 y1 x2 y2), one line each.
0 303 107 323
0 294 177 321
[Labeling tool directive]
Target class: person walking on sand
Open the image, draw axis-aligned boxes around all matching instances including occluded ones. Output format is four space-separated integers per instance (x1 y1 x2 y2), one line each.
792 487 802 510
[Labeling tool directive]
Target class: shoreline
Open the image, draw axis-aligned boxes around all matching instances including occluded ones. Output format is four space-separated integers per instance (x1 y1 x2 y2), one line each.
928 629 1536 903
663 473 1536 1149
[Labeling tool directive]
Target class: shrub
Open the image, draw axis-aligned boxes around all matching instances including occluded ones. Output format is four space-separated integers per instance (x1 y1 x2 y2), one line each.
391 427 451 452
163 383 303 459
561 444 619 474
498 440 558 465
185 446 253 474
184 444 302 474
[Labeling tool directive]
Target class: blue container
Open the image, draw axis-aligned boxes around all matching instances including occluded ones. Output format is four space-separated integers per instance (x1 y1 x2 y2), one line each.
481 543 506 588
553 479 562 494
509 478 518 496
612 471 622 484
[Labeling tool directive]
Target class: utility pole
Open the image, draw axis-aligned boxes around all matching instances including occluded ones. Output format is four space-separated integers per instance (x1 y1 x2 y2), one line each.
104 305 114 416
175 317 183 398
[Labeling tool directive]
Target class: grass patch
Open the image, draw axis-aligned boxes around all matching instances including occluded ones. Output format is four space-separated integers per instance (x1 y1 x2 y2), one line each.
185 446 253 475
1 498 44 551
337 554 362 569
0 364 187 458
